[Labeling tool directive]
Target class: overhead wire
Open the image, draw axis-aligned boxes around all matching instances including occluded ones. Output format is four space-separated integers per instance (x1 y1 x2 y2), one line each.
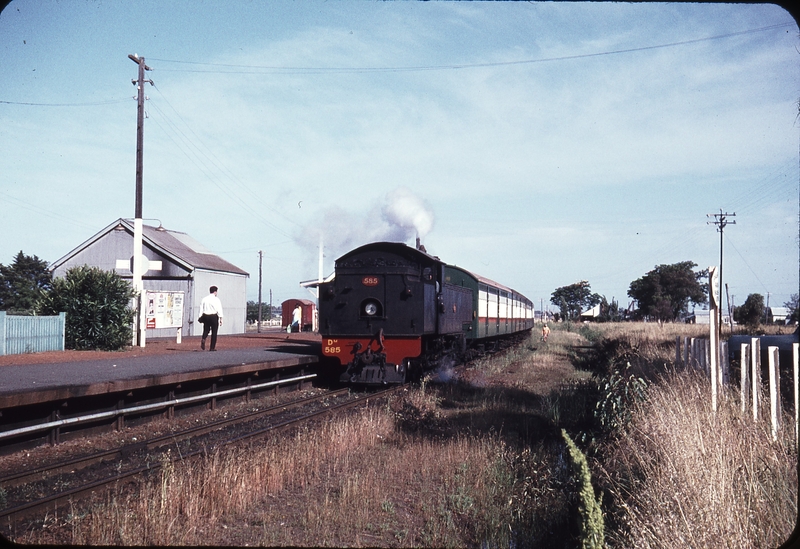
587 153 798 296
148 23 793 74
146 99 294 240
724 160 798 217
724 233 772 296
3 21 793 295
149 83 301 230
0 98 131 107
0 189 98 230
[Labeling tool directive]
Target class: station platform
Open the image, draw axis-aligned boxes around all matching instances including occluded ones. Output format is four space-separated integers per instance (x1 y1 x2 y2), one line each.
0 333 320 409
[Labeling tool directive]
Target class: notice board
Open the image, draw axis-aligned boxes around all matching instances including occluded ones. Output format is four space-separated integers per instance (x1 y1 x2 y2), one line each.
145 291 184 329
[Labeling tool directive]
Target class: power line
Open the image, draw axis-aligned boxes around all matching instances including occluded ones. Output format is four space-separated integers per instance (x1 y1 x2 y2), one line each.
0 99 130 107
149 83 301 230
149 23 793 74
0 190 97 230
146 101 294 239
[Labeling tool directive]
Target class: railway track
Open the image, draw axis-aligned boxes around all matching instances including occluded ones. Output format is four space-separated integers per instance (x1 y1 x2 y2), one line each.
0 384 404 529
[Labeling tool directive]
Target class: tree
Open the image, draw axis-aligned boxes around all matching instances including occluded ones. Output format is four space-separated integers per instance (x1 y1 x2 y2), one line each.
735 293 765 328
36 266 136 350
246 301 280 322
550 281 602 321
784 293 799 324
627 261 707 321
598 297 622 322
0 251 52 313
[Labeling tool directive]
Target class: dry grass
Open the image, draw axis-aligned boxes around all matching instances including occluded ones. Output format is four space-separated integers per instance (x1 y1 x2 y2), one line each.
32 400 538 547
10 321 798 547
576 322 798 549
598 368 797 548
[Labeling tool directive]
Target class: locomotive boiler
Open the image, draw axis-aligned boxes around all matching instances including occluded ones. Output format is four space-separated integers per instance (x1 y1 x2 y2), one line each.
318 242 534 384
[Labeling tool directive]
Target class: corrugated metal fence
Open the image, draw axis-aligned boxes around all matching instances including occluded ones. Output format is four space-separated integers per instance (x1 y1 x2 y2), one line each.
0 311 65 356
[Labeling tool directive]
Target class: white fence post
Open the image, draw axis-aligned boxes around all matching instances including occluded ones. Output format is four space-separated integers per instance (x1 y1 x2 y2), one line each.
709 317 718 412
683 336 690 368
702 338 709 375
768 346 780 442
720 340 729 387
740 343 750 415
751 338 761 422
794 343 799 449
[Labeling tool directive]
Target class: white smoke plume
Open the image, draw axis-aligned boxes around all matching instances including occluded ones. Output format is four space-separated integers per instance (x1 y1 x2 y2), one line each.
381 187 435 240
297 186 435 265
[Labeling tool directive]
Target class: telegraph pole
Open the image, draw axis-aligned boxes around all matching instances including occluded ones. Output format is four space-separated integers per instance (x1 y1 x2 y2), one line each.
128 54 153 347
258 251 263 333
707 209 736 331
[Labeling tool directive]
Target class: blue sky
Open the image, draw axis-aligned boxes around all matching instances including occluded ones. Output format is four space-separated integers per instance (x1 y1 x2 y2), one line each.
1 1 797 314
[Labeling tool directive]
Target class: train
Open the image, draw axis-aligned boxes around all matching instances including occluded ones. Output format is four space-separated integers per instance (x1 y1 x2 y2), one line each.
318 241 535 384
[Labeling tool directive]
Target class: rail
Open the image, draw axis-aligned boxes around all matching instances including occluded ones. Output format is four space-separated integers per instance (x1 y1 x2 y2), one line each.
0 373 316 442
0 385 403 524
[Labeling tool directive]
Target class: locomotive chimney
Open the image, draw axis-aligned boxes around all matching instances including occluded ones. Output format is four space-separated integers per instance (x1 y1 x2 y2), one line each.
416 234 427 253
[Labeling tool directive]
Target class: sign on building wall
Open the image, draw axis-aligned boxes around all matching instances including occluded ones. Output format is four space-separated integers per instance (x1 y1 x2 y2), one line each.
145 291 184 329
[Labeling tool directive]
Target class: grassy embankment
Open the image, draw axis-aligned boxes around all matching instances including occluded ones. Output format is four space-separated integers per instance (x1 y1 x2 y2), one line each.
13 322 797 547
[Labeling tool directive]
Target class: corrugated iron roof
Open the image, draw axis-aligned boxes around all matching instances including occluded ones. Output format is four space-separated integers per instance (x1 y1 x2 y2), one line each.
50 218 248 276
139 222 248 276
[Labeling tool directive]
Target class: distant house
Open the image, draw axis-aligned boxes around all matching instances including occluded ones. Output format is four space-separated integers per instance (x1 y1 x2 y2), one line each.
50 219 249 337
580 304 601 320
685 309 732 326
767 307 790 324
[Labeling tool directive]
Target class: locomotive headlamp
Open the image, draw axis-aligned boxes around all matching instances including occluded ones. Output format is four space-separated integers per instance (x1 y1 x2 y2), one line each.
359 298 382 318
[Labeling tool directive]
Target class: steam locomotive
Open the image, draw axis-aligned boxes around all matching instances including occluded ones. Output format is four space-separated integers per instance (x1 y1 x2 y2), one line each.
318 241 535 384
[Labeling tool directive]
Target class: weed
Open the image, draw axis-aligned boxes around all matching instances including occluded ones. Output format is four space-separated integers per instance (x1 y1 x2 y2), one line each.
562 429 605 549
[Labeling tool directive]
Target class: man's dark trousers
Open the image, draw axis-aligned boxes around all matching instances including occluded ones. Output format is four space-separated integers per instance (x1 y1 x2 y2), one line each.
201 314 219 351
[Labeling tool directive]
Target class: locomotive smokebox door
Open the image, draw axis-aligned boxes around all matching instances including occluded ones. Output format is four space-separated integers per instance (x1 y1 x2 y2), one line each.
359 275 385 319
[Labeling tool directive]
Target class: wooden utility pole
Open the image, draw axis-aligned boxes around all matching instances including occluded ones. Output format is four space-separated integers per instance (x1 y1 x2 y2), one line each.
258 251 263 333
128 54 153 347
707 210 735 344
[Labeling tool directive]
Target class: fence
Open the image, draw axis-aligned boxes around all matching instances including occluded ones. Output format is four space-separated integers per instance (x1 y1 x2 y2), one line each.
676 335 800 444
0 311 66 356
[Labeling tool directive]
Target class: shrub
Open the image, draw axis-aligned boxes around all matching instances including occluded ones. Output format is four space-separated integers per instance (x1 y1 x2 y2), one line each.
594 362 648 433
36 265 135 350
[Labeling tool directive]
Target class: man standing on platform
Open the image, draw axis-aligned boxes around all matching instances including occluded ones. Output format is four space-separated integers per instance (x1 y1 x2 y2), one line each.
291 303 303 333
199 286 223 351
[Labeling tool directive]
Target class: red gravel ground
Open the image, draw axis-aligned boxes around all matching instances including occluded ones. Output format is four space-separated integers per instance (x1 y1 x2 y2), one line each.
0 331 322 367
